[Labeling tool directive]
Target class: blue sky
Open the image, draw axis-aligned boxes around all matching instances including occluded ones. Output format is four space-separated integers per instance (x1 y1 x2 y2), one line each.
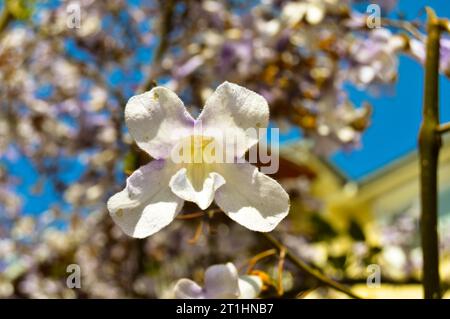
333 0 450 180
279 0 450 180
333 57 450 180
1 0 449 214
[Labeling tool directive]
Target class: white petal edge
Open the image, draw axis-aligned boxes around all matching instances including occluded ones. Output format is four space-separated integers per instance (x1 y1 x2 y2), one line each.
197 82 269 158
125 86 195 159
204 263 240 298
107 160 183 238
214 162 290 232
238 275 263 299
169 166 225 210
174 279 205 299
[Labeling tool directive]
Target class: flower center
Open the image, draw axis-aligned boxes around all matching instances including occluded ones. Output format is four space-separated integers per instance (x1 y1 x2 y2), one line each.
177 135 216 164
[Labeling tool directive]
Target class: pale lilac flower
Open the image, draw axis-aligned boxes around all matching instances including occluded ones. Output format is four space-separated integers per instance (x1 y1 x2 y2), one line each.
173 263 262 299
409 37 450 77
107 82 290 238
344 11 368 28
219 39 253 75
348 29 405 86
174 55 204 79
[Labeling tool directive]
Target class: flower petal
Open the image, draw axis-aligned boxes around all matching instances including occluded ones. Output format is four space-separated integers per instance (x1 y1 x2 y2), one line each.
306 4 325 25
107 160 183 238
125 87 195 159
238 275 263 299
204 263 240 298
215 162 290 232
197 82 269 157
169 165 225 210
174 279 205 299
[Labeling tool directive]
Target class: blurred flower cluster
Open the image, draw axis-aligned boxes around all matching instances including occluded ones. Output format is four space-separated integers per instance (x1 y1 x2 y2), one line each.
1 0 450 298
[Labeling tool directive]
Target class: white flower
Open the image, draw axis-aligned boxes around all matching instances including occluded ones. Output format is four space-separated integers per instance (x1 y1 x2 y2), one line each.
173 263 262 299
281 0 326 26
107 81 290 238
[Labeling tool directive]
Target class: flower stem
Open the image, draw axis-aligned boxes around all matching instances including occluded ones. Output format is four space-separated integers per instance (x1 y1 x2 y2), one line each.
419 7 442 299
260 233 362 299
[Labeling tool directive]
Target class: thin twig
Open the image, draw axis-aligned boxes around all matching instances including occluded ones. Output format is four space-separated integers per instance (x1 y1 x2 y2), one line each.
382 18 426 41
437 122 450 135
246 249 277 273
125 0 175 174
176 211 205 220
137 0 175 93
188 220 204 245
419 7 442 299
260 233 362 299
277 247 286 296
154 0 175 63
439 19 450 33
